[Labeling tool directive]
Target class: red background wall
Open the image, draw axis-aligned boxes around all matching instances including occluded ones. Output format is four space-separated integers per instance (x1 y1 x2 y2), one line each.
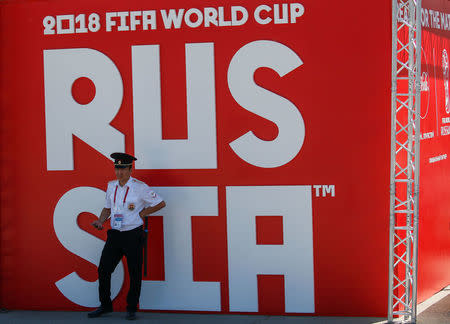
1 0 443 317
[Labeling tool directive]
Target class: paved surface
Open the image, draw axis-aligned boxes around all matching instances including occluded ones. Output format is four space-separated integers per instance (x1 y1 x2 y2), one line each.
417 294 450 324
0 311 385 324
0 289 448 324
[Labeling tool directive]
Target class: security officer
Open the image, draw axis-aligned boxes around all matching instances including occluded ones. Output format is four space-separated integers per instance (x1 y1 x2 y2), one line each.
88 152 166 320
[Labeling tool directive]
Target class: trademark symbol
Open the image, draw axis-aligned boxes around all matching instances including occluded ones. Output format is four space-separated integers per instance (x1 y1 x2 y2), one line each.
313 185 335 197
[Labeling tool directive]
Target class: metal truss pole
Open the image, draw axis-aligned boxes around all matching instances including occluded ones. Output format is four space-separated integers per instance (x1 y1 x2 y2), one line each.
389 0 421 323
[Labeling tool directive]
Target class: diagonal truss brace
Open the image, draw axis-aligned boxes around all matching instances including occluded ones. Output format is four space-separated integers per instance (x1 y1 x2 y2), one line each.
388 0 422 323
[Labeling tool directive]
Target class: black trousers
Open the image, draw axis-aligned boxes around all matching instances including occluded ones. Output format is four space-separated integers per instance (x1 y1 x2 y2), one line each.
98 226 145 312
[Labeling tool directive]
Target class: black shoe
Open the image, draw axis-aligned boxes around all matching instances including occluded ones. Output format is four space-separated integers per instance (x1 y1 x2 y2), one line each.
87 306 113 318
126 311 136 320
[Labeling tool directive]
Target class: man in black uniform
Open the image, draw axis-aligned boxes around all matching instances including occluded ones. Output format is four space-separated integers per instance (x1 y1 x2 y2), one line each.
88 153 166 320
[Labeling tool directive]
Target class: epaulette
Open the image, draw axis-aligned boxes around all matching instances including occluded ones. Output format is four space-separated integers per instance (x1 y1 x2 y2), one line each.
132 179 144 184
108 180 116 185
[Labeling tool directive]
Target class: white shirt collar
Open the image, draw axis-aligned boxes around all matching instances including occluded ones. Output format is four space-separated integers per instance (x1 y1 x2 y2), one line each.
117 176 133 188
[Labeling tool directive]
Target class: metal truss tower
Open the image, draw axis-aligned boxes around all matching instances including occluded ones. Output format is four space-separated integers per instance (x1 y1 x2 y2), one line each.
389 0 422 323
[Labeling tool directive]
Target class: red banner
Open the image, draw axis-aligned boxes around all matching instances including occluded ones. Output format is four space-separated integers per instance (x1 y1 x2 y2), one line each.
418 0 450 303
1 0 446 317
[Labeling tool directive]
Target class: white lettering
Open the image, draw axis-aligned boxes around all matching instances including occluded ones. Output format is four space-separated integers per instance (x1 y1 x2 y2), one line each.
54 187 124 307
227 40 305 168
142 10 157 30
117 11 129 31
429 154 447 163
430 10 441 29
43 49 125 170
290 3 305 23
440 12 449 30
313 185 321 197
184 8 203 28
422 9 430 28
420 131 435 140
231 6 248 26
105 12 117 32
132 43 217 169
130 11 142 31
161 9 185 29
441 125 450 136
254 5 272 25
140 187 220 310
56 15 75 34
322 185 335 197
226 186 315 312
218 6 231 26
204 7 218 27
274 4 289 24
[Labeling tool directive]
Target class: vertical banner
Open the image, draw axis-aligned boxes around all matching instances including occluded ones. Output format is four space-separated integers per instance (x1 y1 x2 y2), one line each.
418 0 450 303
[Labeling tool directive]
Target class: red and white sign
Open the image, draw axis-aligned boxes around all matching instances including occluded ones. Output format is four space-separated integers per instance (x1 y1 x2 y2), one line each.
418 0 450 303
0 0 448 317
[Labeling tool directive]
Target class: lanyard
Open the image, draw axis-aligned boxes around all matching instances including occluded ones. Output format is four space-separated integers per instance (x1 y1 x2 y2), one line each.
113 185 129 206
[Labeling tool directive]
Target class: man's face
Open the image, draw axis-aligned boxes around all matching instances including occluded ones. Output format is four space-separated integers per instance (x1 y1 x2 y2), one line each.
115 166 132 182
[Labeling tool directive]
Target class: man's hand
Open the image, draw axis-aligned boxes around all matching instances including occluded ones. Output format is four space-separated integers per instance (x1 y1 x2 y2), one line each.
93 208 111 230
92 220 104 230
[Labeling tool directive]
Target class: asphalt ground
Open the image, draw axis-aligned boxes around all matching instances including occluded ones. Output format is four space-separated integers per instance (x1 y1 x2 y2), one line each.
417 293 450 324
0 311 387 324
